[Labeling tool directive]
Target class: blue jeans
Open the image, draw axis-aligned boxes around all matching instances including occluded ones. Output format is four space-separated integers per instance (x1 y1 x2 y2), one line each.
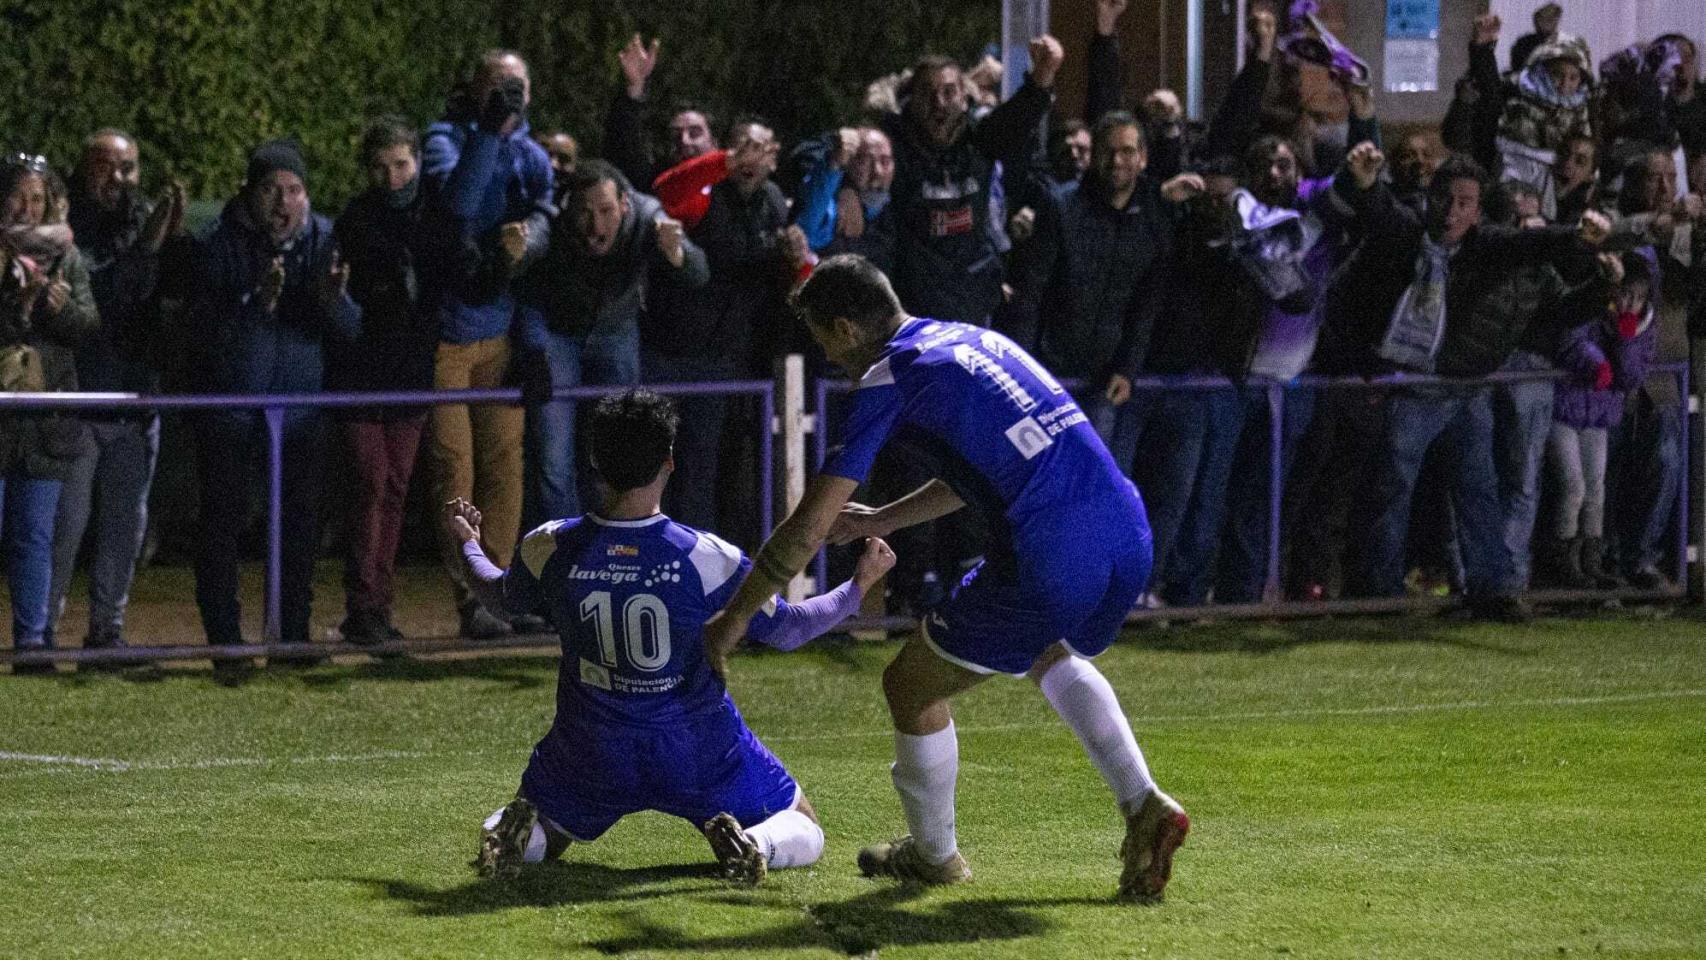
1084 389 1148 480
1131 390 1226 592
1347 388 1519 599
2 473 64 647
1213 385 1316 604
527 328 641 523
47 416 160 641
1490 354 1554 587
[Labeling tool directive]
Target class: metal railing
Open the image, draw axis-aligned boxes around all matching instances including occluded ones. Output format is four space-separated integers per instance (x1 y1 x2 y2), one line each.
0 381 774 650
811 362 1695 612
1 357 1698 666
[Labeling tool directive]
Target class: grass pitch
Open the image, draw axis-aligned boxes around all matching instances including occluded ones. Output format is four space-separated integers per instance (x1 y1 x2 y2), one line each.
4 612 1704 959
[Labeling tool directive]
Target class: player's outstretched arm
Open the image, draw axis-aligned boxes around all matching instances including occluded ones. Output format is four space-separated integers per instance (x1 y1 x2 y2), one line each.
445 498 509 616
827 479 965 546
755 538 896 652
706 474 861 675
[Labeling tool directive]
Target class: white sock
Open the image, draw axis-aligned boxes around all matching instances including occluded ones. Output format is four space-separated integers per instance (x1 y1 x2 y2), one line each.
1040 655 1156 814
742 809 825 869
483 807 549 863
890 721 960 864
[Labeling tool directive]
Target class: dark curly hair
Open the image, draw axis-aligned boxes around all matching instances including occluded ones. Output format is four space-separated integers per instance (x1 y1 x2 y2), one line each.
587 389 679 491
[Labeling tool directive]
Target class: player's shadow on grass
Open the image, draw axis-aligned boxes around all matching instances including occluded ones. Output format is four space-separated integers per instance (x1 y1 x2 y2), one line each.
585 884 1124 955
1130 617 1540 656
355 860 714 915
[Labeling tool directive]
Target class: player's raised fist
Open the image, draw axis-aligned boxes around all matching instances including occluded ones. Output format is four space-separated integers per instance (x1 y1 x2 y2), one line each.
854 538 897 592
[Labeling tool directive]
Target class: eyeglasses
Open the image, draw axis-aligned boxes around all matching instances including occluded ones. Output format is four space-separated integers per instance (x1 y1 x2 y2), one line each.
6 152 50 173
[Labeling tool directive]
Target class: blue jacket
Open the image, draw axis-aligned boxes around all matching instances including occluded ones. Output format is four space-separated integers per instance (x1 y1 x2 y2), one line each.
420 119 554 344
185 200 361 396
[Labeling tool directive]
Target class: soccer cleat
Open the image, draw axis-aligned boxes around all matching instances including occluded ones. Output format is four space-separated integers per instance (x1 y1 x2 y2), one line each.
856 835 971 885
1118 789 1190 903
702 813 767 886
474 798 539 879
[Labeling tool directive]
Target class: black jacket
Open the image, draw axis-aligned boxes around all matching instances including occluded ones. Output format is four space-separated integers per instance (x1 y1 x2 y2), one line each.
1316 176 1593 376
1005 175 1174 383
881 77 1053 323
328 185 438 395
644 180 790 370
65 189 161 397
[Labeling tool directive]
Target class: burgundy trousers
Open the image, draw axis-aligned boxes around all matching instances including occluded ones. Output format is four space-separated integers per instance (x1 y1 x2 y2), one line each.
343 414 427 616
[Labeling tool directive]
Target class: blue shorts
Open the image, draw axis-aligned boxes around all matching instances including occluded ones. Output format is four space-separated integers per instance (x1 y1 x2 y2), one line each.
925 524 1152 676
519 703 799 841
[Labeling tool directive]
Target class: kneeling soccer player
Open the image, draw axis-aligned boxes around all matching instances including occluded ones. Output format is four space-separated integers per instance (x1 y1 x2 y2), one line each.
448 388 895 883
705 255 1188 901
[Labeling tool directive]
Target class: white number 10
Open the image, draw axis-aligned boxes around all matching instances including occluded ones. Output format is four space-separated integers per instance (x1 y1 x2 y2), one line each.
579 591 672 672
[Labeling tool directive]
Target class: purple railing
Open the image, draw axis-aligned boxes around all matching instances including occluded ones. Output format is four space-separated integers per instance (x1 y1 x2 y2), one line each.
812 363 1693 609
0 381 774 645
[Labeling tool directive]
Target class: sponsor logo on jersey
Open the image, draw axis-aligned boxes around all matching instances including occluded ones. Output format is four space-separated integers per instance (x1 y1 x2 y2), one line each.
567 564 641 585
606 544 639 558
579 659 612 690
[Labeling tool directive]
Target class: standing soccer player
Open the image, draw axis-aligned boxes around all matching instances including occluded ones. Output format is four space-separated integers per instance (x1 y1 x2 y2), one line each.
705 255 1188 901
450 389 895 882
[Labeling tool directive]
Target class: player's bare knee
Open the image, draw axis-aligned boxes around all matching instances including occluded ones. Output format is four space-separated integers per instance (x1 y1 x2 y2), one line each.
792 792 820 825
1027 642 1073 686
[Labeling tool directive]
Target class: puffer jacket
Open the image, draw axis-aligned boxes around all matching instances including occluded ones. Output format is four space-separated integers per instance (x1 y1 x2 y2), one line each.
1497 38 1595 153
0 245 97 479
1553 304 1655 429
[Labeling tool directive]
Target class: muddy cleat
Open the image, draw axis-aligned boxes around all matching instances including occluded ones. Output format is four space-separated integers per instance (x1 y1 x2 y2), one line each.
474 798 539 879
1118 789 1190 903
856 835 971 885
703 813 767 886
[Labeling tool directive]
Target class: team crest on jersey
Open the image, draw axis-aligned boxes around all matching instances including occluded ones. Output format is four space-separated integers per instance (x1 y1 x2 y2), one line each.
606 544 640 558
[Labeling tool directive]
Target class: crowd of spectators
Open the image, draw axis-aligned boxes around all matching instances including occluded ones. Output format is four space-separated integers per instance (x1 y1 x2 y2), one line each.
3 0 1705 672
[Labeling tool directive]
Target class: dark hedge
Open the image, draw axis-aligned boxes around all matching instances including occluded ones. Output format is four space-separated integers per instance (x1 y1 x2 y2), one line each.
0 0 997 208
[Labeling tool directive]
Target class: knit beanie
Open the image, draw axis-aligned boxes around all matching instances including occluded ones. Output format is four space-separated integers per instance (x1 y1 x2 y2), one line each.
245 139 307 188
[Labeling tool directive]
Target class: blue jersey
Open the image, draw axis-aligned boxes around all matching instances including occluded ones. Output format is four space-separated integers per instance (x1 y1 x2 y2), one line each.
824 317 1148 571
504 514 789 730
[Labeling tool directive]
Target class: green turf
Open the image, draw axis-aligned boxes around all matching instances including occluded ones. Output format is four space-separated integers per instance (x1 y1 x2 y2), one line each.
4 613 1705 959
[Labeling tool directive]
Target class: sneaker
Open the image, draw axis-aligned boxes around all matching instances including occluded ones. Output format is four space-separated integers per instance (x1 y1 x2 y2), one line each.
459 602 512 640
856 835 971 885
474 797 539 879
703 812 767 886
340 610 389 647
508 613 552 636
1118 789 1190 903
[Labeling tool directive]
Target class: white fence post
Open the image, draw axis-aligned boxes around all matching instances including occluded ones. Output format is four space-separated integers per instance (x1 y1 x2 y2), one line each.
779 353 813 601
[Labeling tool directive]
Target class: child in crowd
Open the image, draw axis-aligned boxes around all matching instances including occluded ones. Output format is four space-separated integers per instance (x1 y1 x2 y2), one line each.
1544 251 1657 588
